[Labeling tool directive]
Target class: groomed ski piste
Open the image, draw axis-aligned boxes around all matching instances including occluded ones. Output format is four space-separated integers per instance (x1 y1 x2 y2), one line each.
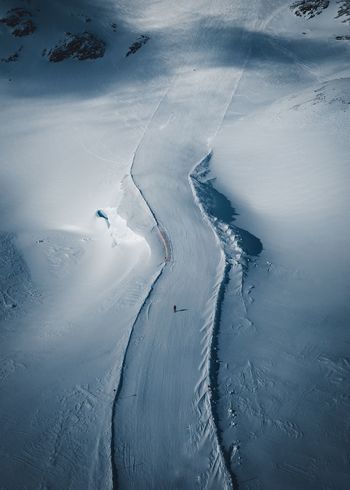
1 0 350 489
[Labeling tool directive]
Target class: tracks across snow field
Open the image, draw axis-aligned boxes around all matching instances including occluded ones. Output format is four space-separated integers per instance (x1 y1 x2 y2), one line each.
111 148 236 489
1 0 349 488
109 6 262 488
111 143 262 488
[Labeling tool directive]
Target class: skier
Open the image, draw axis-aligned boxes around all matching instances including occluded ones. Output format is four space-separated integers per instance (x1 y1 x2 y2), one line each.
173 305 176 313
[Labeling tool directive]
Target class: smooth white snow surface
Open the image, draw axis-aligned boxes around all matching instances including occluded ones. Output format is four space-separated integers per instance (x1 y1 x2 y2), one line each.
0 0 350 489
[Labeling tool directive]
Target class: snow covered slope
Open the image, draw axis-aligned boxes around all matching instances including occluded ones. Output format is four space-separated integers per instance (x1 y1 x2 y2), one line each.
0 0 349 489
210 3 350 489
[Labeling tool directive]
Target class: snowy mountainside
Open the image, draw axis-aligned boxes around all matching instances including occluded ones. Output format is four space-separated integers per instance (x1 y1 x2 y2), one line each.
0 0 350 489
290 0 350 22
210 3 350 488
0 0 162 95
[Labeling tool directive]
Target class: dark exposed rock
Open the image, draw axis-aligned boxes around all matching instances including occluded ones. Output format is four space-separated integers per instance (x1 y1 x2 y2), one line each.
290 0 330 18
1 8 32 26
2 53 19 63
335 34 350 40
0 7 36 36
126 35 150 57
1 46 23 63
336 0 350 23
47 32 106 62
13 19 36 37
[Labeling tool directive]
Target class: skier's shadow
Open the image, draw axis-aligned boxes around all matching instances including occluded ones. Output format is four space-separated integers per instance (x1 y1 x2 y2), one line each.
175 308 188 313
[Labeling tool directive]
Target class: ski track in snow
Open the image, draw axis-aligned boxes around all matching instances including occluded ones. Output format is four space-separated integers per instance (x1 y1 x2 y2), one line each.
1 1 350 488
109 9 266 485
111 150 234 489
112 147 256 488
111 51 254 490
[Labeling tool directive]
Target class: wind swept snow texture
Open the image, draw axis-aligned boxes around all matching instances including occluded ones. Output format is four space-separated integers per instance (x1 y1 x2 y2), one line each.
0 233 38 318
209 5 350 486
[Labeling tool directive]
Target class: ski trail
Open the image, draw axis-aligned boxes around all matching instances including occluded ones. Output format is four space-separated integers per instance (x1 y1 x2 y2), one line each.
110 9 261 488
266 34 322 83
111 146 235 487
74 130 119 166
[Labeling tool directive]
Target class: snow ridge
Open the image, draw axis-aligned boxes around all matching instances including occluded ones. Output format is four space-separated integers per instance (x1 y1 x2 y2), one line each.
130 152 172 264
189 151 240 490
110 150 170 489
190 150 263 483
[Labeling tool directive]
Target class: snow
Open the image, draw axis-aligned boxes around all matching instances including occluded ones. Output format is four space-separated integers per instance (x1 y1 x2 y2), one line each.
0 0 350 488
211 77 350 486
209 5 350 488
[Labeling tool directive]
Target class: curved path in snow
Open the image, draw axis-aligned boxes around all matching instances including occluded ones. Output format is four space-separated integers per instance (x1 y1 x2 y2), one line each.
111 79 241 489
113 143 230 488
111 4 264 487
